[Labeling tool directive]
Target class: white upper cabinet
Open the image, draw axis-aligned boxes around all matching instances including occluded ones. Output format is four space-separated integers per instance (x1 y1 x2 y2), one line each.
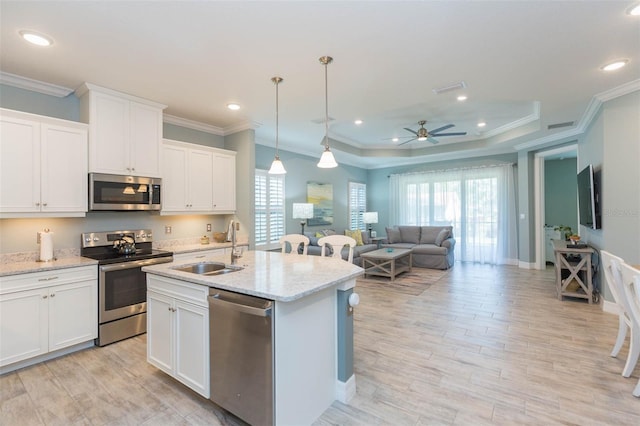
212 151 236 212
0 108 88 218
76 83 166 177
161 139 235 215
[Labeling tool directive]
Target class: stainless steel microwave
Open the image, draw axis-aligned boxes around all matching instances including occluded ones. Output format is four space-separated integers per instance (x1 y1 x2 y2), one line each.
89 173 161 211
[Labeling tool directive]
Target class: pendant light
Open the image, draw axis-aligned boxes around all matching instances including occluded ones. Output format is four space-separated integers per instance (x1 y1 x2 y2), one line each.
268 76 287 174
317 56 338 169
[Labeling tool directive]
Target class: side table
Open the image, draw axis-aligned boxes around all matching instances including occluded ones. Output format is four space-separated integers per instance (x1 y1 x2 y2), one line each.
552 239 595 304
370 237 384 249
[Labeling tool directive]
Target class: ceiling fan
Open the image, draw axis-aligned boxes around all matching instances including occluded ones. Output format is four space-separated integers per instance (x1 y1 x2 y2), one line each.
397 120 467 145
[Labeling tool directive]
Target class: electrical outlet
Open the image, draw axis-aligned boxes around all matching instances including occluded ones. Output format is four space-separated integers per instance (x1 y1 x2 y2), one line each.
206 223 211 232
165 225 172 234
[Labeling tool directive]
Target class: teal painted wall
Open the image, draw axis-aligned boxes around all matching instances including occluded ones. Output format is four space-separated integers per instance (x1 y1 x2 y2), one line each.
544 158 578 232
0 84 79 121
255 145 368 236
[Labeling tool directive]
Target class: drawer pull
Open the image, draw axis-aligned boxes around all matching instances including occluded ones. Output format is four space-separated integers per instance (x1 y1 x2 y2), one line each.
38 276 59 282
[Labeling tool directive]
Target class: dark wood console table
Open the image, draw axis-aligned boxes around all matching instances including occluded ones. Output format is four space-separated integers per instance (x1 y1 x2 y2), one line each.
552 239 594 304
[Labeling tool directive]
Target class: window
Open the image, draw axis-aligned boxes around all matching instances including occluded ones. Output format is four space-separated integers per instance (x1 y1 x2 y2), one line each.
255 170 285 250
389 164 517 265
348 182 367 231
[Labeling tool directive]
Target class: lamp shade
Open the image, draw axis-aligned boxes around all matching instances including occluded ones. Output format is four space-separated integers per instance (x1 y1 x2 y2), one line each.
362 212 378 224
292 203 314 219
317 146 338 168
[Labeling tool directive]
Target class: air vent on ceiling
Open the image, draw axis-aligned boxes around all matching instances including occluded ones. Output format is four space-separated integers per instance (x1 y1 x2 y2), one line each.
547 121 575 130
311 116 335 124
432 81 467 95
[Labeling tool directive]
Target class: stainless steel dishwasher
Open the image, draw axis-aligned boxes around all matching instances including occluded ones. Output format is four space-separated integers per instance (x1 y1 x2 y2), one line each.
208 288 274 426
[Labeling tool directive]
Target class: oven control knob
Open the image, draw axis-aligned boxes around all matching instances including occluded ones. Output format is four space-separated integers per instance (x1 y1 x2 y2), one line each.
84 237 91 243
93 237 100 242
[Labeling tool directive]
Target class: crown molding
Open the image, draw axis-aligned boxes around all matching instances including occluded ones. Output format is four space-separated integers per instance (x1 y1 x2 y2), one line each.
594 79 640 102
223 120 261 135
163 114 225 135
0 71 74 97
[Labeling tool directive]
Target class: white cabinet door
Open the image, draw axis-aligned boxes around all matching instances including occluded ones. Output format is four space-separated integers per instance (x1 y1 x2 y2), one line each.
89 91 130 175
172 249 226 263
80 85 164 176
0 115 40 213
147 276 209 397
162 143 189 211
188 149 214 211
212 152 236 212
41 123 88 213
147 290 174 375
0 288 48 366
129 102 162 177
48 280 97 352
175 299 209 397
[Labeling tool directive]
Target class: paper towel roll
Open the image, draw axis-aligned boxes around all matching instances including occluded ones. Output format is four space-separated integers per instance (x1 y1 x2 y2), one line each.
39 230 54 262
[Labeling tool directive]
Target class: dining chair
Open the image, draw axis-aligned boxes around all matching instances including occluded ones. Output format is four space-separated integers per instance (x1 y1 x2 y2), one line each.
601 250 639 377
619 263 640 397
279 234 310 255
318 235 356 263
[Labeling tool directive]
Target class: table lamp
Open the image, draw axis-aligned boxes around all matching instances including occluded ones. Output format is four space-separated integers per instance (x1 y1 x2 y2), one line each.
363 212 378 237
293 203 314 234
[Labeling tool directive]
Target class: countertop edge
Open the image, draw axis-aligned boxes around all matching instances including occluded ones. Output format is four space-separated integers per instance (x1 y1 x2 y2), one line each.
0 257 99 277
143 268 363 302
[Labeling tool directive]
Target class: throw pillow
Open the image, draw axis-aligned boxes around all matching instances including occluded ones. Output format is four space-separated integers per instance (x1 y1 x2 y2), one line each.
361 231 371 245
344 229 364 246
435 229 451 246
322 229 336 236
315 232 324 238
386 226 402 243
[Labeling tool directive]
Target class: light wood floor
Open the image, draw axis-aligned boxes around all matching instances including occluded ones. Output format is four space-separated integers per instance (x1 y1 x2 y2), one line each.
1 264 638 425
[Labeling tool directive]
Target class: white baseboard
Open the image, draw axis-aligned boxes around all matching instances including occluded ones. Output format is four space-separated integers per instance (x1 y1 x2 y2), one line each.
602 299 618 315
518 261 535 269
336 374 356 403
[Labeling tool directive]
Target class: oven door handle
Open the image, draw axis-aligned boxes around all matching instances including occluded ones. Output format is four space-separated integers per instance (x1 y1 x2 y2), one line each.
99 256 173 272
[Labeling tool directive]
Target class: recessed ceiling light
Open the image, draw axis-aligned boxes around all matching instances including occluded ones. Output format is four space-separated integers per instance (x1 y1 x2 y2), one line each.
627 2 640 15
392 137 399 142
601 59 629 71
227 103 240 111
354 119 363 125
19 30 53 46
477 122 486 128
457 95 468 101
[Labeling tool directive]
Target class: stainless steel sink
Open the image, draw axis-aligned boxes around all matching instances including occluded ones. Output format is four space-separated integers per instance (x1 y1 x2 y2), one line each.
172 262 243 276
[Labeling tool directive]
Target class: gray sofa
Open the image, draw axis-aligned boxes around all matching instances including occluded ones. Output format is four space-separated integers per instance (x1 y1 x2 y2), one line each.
381 225 455 269
303 230 378 266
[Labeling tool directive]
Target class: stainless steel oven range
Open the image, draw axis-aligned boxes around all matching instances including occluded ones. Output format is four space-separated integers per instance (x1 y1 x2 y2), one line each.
81 229 173 346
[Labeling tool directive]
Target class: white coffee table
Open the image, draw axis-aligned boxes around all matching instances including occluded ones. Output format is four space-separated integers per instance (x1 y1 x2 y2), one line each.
361 248 412 281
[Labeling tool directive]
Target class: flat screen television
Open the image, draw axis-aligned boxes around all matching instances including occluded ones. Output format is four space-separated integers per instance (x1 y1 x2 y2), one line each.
577 164 601 229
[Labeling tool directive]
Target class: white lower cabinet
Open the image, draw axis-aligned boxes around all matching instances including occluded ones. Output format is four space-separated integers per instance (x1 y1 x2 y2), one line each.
147 276 209 397
0 266 97 368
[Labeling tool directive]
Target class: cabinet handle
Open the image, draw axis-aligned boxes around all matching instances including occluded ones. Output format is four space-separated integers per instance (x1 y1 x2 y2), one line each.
35 202 40 206
50 294 55 298
43 203 48 206
38 276 58 282
42 295 48 299
168 306 172 311
131 167 135 171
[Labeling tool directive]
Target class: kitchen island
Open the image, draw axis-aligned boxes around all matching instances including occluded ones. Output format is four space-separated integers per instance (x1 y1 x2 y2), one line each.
142 250 363 426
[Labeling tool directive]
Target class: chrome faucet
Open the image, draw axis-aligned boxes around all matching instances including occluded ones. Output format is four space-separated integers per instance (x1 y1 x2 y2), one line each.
230 221 242 265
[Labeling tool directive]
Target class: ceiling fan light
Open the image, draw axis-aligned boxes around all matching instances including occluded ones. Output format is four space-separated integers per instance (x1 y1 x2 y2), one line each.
417 136 428 141
317 146 338 168
268 156 287 174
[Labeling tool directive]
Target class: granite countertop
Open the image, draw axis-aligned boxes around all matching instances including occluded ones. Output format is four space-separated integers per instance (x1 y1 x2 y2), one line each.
143 250 363 302
0 256 98 277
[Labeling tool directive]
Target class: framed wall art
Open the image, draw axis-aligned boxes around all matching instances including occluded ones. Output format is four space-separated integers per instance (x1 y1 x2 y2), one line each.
307 182 333 226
